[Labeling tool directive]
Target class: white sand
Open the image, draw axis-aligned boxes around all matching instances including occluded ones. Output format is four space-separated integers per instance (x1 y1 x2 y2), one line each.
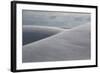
23 24 91 63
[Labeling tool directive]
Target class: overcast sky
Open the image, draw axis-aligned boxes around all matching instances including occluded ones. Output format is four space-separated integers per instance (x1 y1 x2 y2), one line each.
22 10 91 28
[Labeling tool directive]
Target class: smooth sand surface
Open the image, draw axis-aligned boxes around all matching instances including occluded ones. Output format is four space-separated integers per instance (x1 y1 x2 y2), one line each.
23 25 65 45
23 24 91 63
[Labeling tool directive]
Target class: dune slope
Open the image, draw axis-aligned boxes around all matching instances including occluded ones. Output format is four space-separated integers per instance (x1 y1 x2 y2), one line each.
23 25 65 45
23 24 91 63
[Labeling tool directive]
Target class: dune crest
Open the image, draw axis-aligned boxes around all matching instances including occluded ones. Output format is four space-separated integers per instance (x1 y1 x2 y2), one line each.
23 25 65 45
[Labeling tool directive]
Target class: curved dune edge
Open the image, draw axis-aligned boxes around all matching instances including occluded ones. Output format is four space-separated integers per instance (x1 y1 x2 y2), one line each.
23 25 66 45
23 25 65 31
23 24 91 63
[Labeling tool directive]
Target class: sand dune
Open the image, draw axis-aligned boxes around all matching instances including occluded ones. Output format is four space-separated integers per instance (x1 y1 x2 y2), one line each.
23 25 65 45
23 24 91 63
